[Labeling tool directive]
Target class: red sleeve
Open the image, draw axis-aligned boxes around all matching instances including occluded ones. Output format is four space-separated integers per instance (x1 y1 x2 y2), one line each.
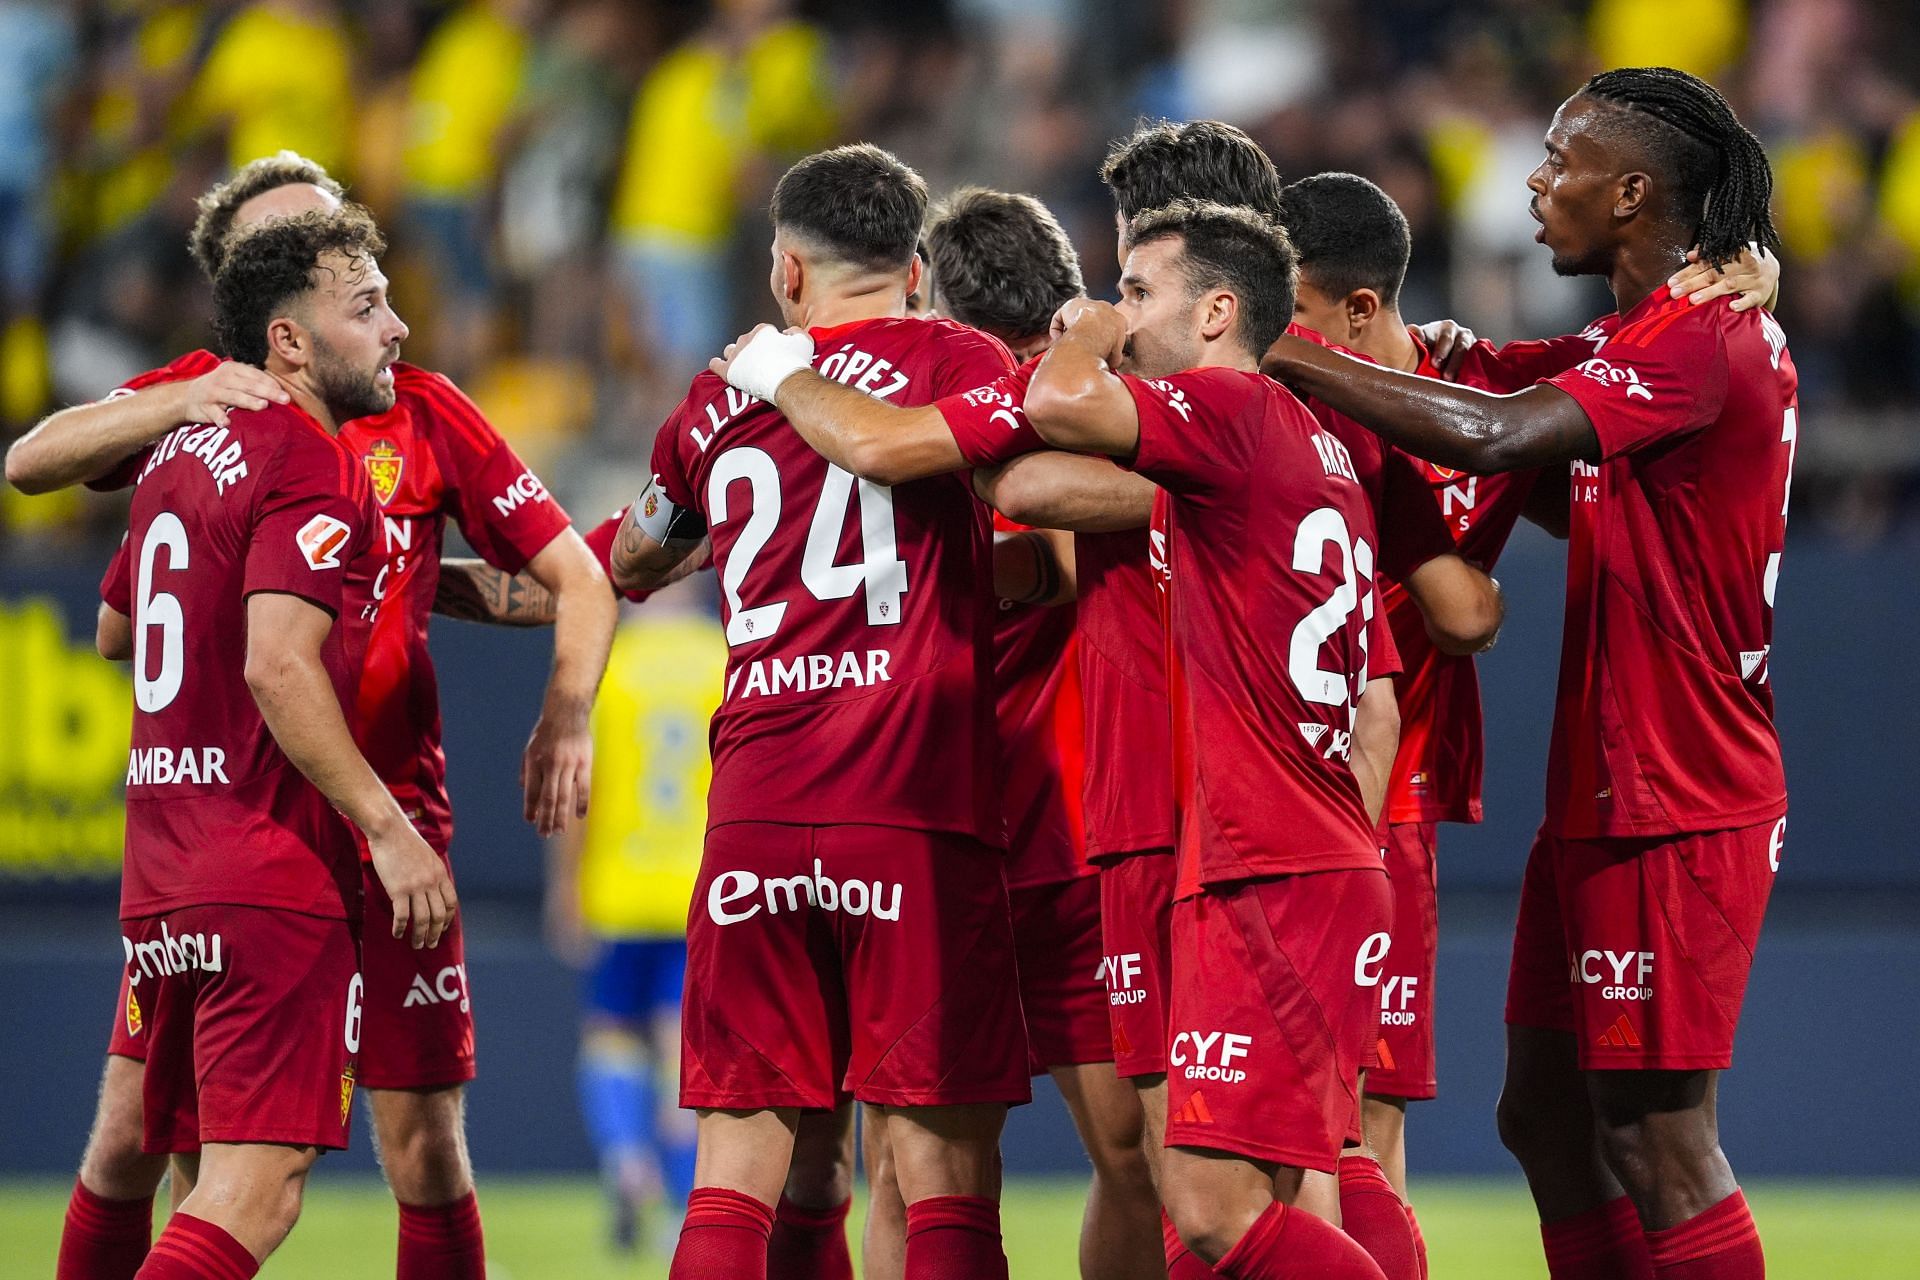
1458 330 1601 393
84 350 226 492
243 433 365 616
100 537 132 614
410 370 571 573
647 396 701 512
1369 588 1402 681
1544 311 1727 459
930 323 1017 399
1375 446 1457 581
1120 368 1251 494
936 358 1045 468
583 506 655 604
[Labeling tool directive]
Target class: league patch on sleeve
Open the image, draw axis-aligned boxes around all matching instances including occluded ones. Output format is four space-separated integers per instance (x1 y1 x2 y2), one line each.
297 514 352 570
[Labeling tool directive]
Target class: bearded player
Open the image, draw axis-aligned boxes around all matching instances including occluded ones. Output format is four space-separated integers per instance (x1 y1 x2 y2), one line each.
17 154 616 1280
609 143 1027 1280
1266 68 1793 1280
99 207 456 1279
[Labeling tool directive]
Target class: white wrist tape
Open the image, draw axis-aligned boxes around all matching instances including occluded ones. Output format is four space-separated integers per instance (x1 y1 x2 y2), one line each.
726 327 815 403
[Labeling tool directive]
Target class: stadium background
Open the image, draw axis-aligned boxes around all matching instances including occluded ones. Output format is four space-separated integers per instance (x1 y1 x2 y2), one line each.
0 0 1916 1274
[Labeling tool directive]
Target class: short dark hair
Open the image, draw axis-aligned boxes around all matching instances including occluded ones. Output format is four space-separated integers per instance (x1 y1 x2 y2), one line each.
1277 172 1411 307
1126 200 1297 360
189 151 346 279
770 144 927 272
213 206 387 367
925 188 1084 342
1100 120 1284 221
1581 66 1780 266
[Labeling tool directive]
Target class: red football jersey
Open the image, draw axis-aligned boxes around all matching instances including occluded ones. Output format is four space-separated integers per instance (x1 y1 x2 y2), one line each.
1122 367 1385 896
991 515 1088 888
648 316 1014 840
1541 294 1794 837
102 403 375 919
95 355 570 852
1073 527 1175 862
938 357 1046 467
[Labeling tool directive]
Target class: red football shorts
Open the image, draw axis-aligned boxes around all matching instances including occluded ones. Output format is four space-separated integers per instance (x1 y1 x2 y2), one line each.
108 969 147 1061
1163 869 1392 1172
1098 849 1175 1078
1368 822 1438 1101
1505 815 1784 1070
358 855 476 1089
681 822 1031 1110
1010 874 1111 1075
121 905 360 1153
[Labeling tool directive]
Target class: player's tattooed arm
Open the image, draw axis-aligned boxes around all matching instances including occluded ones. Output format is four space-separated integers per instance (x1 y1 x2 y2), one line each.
246 590 456 949
95 604 132 662
993 528 1076 606
5 362 289 494
711 323 968 485
1263 338 1599 473
434 559 558 626
973 452 1155 533
1022 300 1141 457
609 476 706 595
1352 677 1401 825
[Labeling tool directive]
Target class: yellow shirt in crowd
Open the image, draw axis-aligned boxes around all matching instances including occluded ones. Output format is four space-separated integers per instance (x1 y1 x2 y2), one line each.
403 2 530 200
577 611 726 939
189 2 353 174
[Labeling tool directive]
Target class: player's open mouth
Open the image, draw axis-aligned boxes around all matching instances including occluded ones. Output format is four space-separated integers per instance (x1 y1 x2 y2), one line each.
1530 204 1546 242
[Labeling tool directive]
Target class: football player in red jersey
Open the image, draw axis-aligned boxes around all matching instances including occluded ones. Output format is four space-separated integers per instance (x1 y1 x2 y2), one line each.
1265 67 1793 1280
610 145 1026 1280
19 154 615 1280
1022 200 1401 1279
98 207 455 1280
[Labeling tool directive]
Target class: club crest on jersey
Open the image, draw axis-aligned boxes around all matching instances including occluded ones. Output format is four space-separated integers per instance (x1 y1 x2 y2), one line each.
339 1065 356 1125
1428 463 1463 482
643 491 659 520
297 514 351 570
362 438 404 505
125 985 143 1038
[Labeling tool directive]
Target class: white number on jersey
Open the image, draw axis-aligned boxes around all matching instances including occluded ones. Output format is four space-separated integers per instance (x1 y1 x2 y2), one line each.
706 448 908 648
133 512 190 712
1287 505 1375 716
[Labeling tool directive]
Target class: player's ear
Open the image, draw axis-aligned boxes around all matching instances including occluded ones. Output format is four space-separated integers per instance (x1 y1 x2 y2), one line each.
266 315 307 369
1615 170 1652 222
906 252 923 302
1346 288 1381 330
780 251 804 305
1198 288 1236 344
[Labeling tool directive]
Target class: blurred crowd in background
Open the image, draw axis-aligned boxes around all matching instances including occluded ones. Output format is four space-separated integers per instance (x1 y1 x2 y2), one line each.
3 0 1918 557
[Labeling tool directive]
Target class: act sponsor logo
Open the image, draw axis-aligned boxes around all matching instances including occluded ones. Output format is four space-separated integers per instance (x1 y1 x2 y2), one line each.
402 963 471 1013
707 860 904 926
122 922 226 984
1098 952 1146 1006
1170 1030 1252 1085
1569 949 1654 1001
363 438 404 505
297 514 351 570
491 469 550 518
1574 357 1653 402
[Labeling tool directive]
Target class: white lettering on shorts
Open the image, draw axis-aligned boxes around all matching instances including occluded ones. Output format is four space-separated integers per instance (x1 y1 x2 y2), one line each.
706 860 904 926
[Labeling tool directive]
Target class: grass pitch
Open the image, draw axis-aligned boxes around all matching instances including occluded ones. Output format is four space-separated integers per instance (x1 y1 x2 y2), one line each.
4 1175 1915 1276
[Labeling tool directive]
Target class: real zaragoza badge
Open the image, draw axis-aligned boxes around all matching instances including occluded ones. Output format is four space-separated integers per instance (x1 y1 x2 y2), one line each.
364 438 404 506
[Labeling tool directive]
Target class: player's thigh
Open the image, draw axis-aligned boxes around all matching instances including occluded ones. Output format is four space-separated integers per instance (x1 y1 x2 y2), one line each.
1050 1060 1148 1175
690 1108 800 1206
181 1140 320 1250
359 855 475 1092
81 1054 165 1197
831 826 1028 1109
882 1102 1007 1204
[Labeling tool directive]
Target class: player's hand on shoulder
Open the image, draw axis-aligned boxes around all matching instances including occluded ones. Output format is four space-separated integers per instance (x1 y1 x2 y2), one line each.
182 361 290 427
711 324 815 402
367 819 457 950
522 698 593 839
1668 243 1781 313
1415 319 1479 380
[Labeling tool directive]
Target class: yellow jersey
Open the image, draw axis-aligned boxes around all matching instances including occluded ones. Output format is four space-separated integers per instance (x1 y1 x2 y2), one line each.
189 3 353 174
403 3 529 199
577 611 726 938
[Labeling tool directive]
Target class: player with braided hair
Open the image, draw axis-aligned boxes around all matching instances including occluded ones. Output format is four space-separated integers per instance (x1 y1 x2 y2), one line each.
1267 67 1794 1280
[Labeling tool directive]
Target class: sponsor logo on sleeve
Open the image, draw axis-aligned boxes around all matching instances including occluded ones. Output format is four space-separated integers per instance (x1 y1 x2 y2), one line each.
491 469 551 518
1575 357 1653 402
297 514 351 569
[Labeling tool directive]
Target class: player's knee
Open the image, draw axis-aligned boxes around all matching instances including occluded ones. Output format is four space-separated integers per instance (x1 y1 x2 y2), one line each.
376 1102 473 1204
782 1147 855 1208
1495 1085 1570 1167
1159 1182 1249 1265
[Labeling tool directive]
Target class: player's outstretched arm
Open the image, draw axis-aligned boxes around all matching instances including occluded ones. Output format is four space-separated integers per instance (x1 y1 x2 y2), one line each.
711 324 968 485
245 590 456 949
95 604 132 662
517 529 617 838
5 362 289 494
993 527 1076 606
1352 677 1401 825
973 452 1155 533
434 559 558 626
1264 337 1599 474
1022 300 1140 457
1402 555 1505 655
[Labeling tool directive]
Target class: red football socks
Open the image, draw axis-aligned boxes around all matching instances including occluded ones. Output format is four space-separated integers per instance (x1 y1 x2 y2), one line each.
1403 1201 1429 1280
671 1187 776 1280
768 1194 854 1280
1541 1195 1654 1280
396 1191 486 1280
58 1179 154 1280
1163 1209 1221 1278
1644 1191 1764 1280
133 1213 258 1280
903 1194 1008 1280
1338 1157 1421 1280
1213 1201 1388 1280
